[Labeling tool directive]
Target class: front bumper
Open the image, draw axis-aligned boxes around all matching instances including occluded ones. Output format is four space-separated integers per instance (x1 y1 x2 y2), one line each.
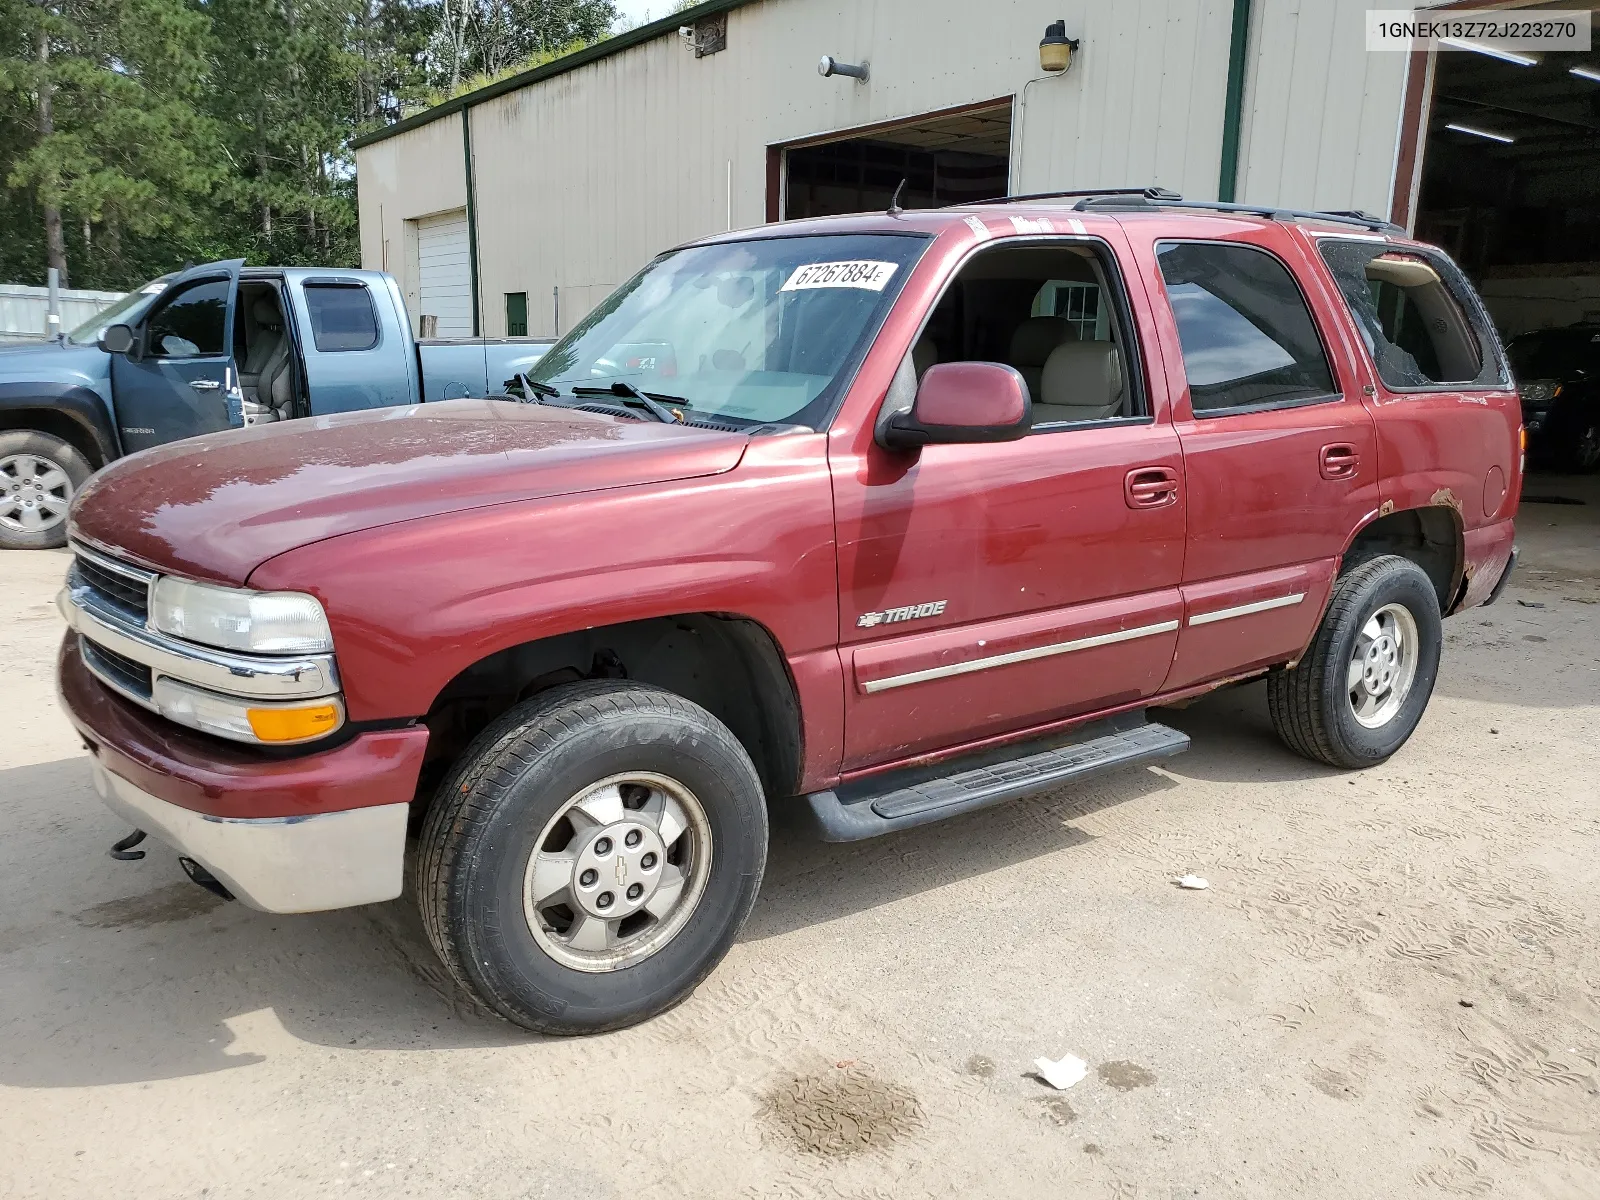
59 637 429 912
90 757 408 913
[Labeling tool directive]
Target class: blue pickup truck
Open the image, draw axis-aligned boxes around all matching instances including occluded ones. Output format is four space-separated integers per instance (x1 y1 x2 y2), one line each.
0 259 550 549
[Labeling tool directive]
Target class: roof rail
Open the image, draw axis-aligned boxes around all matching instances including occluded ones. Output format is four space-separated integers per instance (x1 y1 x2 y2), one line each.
961 186 1182 207
1074 194 1403 235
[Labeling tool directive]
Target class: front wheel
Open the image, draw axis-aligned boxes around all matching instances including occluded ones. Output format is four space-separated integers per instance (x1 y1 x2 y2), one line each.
418 680 768 1035
1267 555 1443 769
0 429 92 551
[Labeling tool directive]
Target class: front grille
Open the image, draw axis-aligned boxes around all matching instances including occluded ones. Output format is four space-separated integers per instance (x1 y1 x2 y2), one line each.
81 636 154 701
73 551 151 621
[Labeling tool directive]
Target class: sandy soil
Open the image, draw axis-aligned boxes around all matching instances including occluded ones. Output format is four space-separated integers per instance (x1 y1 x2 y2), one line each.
1 478 1596 1200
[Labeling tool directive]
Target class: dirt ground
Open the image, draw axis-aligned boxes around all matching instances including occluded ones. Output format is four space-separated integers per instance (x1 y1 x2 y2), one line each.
2 478 1597 1200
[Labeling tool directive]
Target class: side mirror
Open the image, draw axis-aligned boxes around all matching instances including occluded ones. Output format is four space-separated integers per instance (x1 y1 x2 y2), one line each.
880 362 1032 449
100 324 135 355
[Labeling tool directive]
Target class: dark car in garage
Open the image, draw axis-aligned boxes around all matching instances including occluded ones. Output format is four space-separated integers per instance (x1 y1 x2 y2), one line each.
1507 323 1600 472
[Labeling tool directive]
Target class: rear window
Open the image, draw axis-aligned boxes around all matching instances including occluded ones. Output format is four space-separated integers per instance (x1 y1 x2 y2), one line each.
1318 240 1506 390
305 284 379 352
1155 241 1337 414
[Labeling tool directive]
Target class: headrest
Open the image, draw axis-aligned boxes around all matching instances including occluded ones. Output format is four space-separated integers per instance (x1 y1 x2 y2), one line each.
1041 341 1123 408
252 297 281 327
1008 316 1077 366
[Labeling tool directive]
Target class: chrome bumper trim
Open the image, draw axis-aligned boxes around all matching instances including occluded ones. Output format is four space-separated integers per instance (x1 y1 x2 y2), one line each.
90 758 406 913
59 584 340 702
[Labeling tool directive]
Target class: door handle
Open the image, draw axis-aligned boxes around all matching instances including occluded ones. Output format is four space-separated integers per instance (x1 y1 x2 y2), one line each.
189 379 221 391
1125 466 1180 509
1320 443 1360 480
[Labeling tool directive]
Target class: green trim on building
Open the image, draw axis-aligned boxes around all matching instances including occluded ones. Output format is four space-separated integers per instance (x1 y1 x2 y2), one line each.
461 110 482 337
1217 0 1254 203
352 0 757 151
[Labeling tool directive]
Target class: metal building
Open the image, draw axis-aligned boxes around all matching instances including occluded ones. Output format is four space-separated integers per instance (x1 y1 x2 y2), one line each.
353 0 1600 350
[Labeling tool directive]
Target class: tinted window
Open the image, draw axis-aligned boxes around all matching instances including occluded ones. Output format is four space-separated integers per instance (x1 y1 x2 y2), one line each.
305 284 379 352
1156 242 1336 413
1318 240 1502 389
146 278 229 359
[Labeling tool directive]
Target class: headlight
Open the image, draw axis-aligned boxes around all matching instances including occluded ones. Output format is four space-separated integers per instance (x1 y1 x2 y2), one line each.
153 677 344 744
1518 380 1560 408
150 577 333 654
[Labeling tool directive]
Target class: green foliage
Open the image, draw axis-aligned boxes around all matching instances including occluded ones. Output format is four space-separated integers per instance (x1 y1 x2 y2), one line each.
0 0 617 292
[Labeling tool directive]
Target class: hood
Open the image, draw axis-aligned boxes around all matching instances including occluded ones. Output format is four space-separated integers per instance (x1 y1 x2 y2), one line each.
70 399 749 584
0 338 109 388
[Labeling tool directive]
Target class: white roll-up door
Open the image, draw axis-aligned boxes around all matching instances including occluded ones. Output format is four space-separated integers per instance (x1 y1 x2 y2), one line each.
416 210 473 337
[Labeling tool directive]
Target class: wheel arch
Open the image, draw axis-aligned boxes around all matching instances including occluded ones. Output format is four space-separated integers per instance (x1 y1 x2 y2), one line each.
1339 504 1465 615
0 384 121 469
417 611 805 806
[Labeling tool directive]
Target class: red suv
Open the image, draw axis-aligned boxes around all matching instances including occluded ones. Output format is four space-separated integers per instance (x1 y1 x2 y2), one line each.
58 190 1520 1033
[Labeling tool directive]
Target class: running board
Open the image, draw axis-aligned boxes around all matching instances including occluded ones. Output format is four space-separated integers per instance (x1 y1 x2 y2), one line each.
801 717 1189 842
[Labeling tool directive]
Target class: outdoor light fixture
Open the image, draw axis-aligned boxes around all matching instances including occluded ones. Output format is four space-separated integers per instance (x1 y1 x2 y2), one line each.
818 55 868 82
1446 122 1516 144
1438 37 1539 67
1039 20 1079 73
1571 65 1600 83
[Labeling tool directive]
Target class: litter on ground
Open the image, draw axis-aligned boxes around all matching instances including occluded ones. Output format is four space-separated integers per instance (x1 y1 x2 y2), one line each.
1174 875 1210 890
1034 1054 1089 1091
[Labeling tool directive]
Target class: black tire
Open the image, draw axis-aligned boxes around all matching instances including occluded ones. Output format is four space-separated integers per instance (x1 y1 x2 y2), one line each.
0 429 92 551
1267 555 1443 770
418 680 768 1035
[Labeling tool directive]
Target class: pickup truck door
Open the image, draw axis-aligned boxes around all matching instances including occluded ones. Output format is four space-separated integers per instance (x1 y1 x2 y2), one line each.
289 275 416 414
108 260 244 453
1126 223 1381 692
831 230 1187 773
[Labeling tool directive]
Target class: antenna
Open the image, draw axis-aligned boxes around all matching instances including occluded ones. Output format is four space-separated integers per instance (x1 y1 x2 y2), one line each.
888 178 907 217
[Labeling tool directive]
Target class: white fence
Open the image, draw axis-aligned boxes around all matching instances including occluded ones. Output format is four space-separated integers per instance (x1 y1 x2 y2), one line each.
0 283 126 343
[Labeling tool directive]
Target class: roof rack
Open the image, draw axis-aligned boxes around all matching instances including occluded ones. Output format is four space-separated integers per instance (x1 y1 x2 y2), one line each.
954 186 1404 235
1072 193 1403 235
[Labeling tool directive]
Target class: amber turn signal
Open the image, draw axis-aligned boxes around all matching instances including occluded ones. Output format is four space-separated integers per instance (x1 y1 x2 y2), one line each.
247 702 343 743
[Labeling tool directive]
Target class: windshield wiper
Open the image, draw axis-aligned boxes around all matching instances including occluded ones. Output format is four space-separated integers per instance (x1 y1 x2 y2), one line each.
571 381 685 423
504 373 562 403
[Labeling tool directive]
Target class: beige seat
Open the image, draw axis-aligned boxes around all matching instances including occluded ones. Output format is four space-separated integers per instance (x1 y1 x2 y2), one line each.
1033 342 1125 423
1008 316 1077 398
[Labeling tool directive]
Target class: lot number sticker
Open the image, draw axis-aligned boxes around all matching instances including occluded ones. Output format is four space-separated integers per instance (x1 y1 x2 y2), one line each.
780 260 899 292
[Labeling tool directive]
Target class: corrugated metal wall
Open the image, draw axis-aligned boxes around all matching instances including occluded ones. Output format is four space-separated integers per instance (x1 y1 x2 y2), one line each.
357 0 1413 337
1234 0 1411 216
0 284 126 343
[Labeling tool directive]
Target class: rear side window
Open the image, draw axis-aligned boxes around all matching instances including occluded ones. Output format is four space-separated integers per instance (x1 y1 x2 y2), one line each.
1155 241 1337 414
1318 240 1505 390
304 284 379 352
146 278 229 359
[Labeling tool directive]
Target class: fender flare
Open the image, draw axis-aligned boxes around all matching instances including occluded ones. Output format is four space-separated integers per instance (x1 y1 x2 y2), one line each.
0 382 122 466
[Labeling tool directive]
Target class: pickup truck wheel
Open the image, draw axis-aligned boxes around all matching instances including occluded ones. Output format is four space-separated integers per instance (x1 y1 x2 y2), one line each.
418 680 768 1035
1267 555 1442 770
0 430 91 551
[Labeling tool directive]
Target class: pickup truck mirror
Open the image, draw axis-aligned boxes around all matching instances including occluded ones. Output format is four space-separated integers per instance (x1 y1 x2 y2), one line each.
880 361 1032 450
100 324 136 355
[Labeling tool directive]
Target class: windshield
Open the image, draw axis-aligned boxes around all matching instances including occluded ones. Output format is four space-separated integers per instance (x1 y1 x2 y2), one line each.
1507 329 1600 380
531 233 929 428
66 275 175 345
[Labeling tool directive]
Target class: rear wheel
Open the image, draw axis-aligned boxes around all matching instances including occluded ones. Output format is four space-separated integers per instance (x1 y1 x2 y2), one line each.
0 430 91 551
418 680 768 1034
1267 555 1442 769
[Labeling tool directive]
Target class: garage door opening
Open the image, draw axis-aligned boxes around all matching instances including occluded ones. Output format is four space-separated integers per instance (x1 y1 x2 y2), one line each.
1412 23 1600 468
777 100 1012 221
